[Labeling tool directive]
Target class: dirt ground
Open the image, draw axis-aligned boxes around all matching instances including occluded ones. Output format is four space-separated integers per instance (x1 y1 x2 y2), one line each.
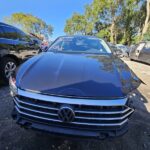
0 59 150 150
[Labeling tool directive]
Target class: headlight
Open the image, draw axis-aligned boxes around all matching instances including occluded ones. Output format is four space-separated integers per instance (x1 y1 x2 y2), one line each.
9 76 17 96
127 91 136 108
127 90 137 99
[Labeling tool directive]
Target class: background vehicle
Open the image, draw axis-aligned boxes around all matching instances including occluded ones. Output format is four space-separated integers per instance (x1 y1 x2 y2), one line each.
129 41 150 65
10 36 138 139
40 40 49 52
108 43 123 57
116 44 130 57
0 22 40 82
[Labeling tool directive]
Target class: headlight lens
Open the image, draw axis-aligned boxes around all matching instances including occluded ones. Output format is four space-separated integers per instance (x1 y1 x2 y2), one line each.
127 91 136 108
127 90 136 99
9 76 17 96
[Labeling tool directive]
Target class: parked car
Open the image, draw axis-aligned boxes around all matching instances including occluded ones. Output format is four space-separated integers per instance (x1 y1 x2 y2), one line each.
0 22 40 82
10 36 140 139
40 40 49 52
108 43 123 57
29 33 43 52
29 35 42 48
116 44 130 57
129 41 150 65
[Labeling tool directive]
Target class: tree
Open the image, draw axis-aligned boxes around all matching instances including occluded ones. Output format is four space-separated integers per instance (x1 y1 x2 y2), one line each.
95 22 110 40
64 13 87 35
64 0 148 45
141 0 150 38
143 24 150 40
64 12 95 35
89 0 143 44
4 13 53 40
96 0 122 43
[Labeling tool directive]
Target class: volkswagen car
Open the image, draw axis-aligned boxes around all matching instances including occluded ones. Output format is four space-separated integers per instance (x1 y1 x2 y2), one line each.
10 36 140 139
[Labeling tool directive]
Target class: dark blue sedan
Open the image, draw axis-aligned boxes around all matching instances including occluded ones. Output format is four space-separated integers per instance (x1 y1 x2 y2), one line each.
10 36 140 139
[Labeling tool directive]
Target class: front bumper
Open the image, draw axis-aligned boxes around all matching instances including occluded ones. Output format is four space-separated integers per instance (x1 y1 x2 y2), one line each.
12 108 129 139
11 89 134 139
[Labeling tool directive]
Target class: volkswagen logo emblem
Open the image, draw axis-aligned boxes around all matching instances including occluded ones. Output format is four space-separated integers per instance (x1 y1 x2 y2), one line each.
58 106 75 123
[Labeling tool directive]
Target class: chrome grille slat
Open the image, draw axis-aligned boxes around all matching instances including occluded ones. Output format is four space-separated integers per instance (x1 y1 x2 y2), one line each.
75 107 130 115
15 97 58 111
15 97 130 115
15 106 61 122
15 106 129 126
14 98 57 117
75 110 134 121
14 98 133 121
14 89 134 129
73 119 128 126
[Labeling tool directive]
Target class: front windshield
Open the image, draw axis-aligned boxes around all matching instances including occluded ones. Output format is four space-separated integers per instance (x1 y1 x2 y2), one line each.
48 36 111 54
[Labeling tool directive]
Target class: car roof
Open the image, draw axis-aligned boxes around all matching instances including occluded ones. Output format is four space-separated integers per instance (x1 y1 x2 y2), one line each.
0 22 15 28
0 22 28 35
0 22 25 32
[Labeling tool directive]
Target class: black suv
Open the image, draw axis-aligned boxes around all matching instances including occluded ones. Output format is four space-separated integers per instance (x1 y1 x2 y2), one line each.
0 22 40 82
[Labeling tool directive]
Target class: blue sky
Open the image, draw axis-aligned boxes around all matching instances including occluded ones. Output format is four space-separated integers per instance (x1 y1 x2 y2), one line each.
0 0 92 40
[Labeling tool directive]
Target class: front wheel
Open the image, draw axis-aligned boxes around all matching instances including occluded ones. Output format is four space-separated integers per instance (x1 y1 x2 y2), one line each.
0 57 17 83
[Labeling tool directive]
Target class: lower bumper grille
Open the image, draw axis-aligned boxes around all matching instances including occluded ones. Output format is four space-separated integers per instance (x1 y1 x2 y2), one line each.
13 89 134 131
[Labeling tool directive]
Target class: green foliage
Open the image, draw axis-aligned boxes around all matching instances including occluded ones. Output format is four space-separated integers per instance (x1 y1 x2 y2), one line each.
143 25 150 41
64 0 147 45
64 12 95 35
143 33 150 41
64 13 87 35
96 29 109 40
4 13 53 40
119 0 144 45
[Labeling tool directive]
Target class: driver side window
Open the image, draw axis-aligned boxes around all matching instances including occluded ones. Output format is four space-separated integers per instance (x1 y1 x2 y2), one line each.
17 29 30 42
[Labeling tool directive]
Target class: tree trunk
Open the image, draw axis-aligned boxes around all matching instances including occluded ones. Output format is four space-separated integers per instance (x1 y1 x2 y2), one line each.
110 21 115 43
142 0 150 37
115 34 117 44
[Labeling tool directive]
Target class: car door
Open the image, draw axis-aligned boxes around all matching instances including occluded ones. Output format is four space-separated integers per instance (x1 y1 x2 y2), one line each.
138 42 150 64
133 42 146 60
0 25 6 52
16 29 39 60
129 45 137 59
0 25 19 57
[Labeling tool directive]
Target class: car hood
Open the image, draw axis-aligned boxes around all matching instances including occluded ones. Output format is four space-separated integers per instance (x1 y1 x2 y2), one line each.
16 52 140 99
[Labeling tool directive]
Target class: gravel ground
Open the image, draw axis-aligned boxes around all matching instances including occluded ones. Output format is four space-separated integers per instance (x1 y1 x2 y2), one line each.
0 59 150 150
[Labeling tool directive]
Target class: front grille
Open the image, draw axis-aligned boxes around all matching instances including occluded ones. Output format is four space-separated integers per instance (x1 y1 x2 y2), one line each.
13 90 134 131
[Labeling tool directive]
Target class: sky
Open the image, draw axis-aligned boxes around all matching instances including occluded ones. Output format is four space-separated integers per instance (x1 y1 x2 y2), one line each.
0 0 92 40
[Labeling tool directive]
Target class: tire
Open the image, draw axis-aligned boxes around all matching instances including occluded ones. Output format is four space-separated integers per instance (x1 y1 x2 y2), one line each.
0 57 17 83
